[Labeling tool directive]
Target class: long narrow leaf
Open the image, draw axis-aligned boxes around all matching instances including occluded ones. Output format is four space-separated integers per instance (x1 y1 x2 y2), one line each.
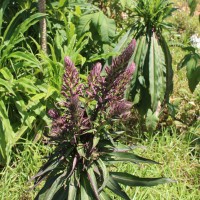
125 36 148 99
68 170 78 200
106 176 130 200
0 100 14 165
160 35 173 102
87 166 100 200
149 33 167 112
99 190 112 200
110 172 175 187
103 152 159 164
40 173 66 200
35 173 64 200
0 78 15 94
97 159 109 192
0 0 11 36
81 173 94 200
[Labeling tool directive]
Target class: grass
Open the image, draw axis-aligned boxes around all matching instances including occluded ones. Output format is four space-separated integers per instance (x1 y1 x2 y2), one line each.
0 141 52 200
0 127 199 200
112 128 200 200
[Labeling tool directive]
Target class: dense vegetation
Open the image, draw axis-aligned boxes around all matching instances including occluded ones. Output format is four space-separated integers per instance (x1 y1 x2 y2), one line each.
0 0 199 199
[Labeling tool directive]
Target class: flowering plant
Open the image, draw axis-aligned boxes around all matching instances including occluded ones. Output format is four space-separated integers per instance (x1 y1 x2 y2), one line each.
31 39 173 200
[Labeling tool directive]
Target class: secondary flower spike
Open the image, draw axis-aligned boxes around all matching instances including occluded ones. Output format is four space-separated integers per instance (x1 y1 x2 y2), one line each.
106 62 136 102
105 39 136 85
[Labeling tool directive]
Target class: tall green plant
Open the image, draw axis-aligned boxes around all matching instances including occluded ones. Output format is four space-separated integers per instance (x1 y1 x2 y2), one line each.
178 46 200 92
0 3 55 166
113 0 176 129
31 41 174 200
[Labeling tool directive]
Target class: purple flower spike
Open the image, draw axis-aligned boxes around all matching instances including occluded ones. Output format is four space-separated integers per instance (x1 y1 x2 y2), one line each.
90 62 102 77
109 100 132 119
62 56 82 97
64 56 75 68
107 39 136 77
126 62 136 75
87 62 105 100
50 116 67 136
48 39 137 136
105 40 136 92
121 39 136 61
105 61 136 102
48 109 59 119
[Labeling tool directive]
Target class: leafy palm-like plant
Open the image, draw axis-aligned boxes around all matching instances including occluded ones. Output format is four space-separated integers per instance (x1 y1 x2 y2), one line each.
120 0 176 129
31 40 173 199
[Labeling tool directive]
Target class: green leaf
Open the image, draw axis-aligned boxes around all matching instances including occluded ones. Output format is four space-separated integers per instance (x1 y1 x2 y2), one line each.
13 125 28 144
14 77 38 94
0 0 10 36
160 35 173 102
110 172 175 187
31 158 62 182
188 0 198 16
1 12 46 66
97 159 109 192
92 136 100 149
0 78 15 94
8 51 41 70
33 147 73 188
13 94 36 128
103 152 159 164
30 93 47 102
53 186 68 200
145 109 159 131
81 173 94 200
77 11 116 43
106 176 130 200
45 85 58 99
178 52 200 92
177 54 192 70
35 174 64 200
125 36 148 99
87 166 100 200
186 58 200 92
0 67 13 81
120 0 127 9
111 28 134 57
99 190 112 200
68 170 78 200
9 13 46 43
2 9 25 42
39 173 66 200
92 11 116 42
99 140 137 153
77 13 93 37
77 143 86 158
149 33 166 111
0 100 14 165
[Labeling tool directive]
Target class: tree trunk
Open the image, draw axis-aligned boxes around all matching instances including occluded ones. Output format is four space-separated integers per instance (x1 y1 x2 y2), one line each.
38 0 47 53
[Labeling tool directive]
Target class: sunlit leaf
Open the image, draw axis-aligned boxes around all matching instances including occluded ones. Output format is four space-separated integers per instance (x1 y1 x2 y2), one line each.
103 152 159 164
110 172 175 187
106 176 130 200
